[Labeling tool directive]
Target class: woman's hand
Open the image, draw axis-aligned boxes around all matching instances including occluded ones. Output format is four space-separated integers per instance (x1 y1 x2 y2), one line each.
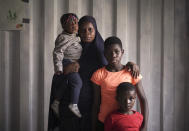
63 62 80 75
125 61 140 78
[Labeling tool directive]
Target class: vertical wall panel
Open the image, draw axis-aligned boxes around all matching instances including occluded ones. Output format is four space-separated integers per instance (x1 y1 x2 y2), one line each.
103 0 116 38
9 32 20 131
185 2 189 130
44 0 55 130
0 32 5 131
116 0 127 63
126 0 138 63
150 0 162 130
93 0 105 37
174 0 187 130
140 0 156 131
0 0 188 131
162 0 175 130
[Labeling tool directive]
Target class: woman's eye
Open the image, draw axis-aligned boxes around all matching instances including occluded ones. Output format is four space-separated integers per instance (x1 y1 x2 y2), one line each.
88 28 92 32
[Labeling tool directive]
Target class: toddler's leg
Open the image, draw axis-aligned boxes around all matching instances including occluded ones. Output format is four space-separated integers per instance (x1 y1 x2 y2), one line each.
67 72 82 117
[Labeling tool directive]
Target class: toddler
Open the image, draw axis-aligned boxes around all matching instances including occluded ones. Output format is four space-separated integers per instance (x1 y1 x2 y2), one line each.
52 13 82 118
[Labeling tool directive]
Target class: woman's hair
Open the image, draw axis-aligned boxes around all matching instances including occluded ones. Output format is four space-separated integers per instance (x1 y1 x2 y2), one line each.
60 13 78 28
78 15 97 31
116 82 136 103
78 15 108 66
104 36 123 50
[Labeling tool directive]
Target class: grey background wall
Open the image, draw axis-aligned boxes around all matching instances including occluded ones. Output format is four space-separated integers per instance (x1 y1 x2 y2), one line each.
0 0 189 131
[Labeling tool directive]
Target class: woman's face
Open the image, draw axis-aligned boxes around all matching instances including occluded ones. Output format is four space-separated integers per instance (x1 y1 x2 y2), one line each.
79 22 96 43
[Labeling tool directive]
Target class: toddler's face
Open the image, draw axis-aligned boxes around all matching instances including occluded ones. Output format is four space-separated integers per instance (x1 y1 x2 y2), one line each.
64 18 78 34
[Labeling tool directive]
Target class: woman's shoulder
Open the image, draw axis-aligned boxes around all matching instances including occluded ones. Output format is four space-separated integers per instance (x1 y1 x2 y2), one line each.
92 66 107 78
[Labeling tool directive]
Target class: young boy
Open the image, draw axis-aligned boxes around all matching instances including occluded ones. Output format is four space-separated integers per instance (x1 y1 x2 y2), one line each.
104 82 143 131
52 13 82 117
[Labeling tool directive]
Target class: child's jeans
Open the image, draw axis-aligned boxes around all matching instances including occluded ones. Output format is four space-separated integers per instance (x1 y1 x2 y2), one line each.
54 59 82 104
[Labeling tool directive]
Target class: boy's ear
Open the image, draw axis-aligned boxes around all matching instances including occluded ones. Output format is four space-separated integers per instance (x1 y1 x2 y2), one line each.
122 49 124 54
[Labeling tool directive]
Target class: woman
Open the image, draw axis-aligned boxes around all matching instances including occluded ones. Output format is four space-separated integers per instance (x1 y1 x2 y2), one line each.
48 16 140 131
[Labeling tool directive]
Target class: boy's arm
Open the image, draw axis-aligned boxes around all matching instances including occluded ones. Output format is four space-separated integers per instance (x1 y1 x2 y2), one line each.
126 61 140 78
104 115 113 131
136 81 149 131
92 82 101 131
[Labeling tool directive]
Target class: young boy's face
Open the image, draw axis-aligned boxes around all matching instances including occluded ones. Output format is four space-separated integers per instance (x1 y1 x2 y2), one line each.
105 44 124 66
120 90 136 112
63 18 78 34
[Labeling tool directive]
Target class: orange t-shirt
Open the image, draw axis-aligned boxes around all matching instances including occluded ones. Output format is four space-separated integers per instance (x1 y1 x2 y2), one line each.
91 67 142 123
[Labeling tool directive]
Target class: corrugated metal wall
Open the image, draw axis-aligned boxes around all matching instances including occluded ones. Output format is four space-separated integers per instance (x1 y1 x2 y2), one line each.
0 0 189 131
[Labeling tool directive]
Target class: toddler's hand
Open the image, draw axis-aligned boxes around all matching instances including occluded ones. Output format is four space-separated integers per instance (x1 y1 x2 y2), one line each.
55 71 63 75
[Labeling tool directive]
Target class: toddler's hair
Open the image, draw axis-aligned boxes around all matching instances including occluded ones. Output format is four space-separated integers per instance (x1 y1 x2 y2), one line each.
104 36 123 50
60 13 78 28
116 82 136 102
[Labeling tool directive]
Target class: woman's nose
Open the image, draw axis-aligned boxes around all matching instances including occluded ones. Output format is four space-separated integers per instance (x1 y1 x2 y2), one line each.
85 30 90 35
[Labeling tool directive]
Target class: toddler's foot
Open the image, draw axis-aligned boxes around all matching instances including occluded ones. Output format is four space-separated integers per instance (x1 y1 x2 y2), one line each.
51 100 60 117
68 104 82 118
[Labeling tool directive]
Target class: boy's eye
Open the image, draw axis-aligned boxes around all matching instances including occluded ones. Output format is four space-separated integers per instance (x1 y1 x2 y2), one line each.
129 97 135 101
115 50 120 54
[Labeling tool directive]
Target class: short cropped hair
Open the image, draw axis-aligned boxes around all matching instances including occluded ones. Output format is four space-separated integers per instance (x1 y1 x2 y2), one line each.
116 82 136 102
104 36 123 50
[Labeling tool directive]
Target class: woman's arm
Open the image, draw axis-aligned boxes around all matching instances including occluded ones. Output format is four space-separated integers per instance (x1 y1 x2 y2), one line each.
136 81 149 131
92 83 101 131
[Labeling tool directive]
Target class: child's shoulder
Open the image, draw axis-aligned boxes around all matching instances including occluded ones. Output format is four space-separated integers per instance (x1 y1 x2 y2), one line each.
132 110 143 119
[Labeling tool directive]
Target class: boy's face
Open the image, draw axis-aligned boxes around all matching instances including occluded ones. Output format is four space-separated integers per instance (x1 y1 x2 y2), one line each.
63 18 78 34
120 90 136 112
105 44 124 66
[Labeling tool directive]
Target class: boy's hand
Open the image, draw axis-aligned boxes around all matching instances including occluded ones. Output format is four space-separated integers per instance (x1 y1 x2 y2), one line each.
125 61 140 78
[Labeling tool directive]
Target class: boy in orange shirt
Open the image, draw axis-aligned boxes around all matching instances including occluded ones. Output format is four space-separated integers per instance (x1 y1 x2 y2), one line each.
91 36 149 131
